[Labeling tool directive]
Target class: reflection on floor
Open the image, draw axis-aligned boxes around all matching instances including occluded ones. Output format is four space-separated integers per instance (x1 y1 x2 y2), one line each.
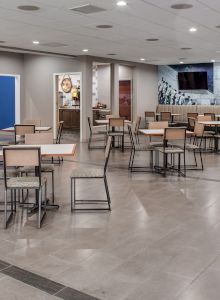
1 135 220 299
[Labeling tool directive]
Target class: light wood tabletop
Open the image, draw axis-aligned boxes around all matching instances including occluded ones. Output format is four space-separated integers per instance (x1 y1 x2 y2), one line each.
0 144 76 157
1 126 52 132
95 119 131 125
198 121 220 125
139 129 193 137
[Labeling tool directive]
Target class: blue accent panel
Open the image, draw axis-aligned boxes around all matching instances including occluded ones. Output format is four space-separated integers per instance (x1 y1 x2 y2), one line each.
0 76 15 129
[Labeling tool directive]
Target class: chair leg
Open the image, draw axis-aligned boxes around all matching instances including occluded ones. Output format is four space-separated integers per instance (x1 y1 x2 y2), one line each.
200 150 204 170
38 188 42 229
4 190 8 229
131 150 135 172
104 175 111 211
70 178 73 211
51 170 55 204
193 150 197 167
128 149 133 169
71 178 76 211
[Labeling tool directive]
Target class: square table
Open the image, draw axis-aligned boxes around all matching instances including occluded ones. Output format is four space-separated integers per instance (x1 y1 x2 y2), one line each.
1 126 52 132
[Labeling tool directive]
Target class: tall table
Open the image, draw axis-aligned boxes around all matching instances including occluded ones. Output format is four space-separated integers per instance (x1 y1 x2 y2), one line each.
1 126 52 132
198 121 220 151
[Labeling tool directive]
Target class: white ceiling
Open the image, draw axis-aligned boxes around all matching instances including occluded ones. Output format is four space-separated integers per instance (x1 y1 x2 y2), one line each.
1 0 220 65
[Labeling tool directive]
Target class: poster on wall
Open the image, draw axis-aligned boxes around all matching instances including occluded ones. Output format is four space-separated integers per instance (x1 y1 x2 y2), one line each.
158 63 220 105
119 80 132 121
58 74 80 107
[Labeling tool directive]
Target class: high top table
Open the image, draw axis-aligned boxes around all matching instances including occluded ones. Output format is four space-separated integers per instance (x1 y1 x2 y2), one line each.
139 129 193 137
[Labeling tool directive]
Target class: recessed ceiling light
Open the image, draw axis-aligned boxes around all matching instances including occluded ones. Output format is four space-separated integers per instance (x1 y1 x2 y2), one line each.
32 40 39 45
181 47 192 50
211 60 215 62
96 25 113 29
171 4 193 9
107 53 116 55
189 27 197 32
82 49 89 52
117 1 127 7
17 5 40 11
146 38 159 41
216 25 220 28
0 41 5 43
140 58 146 61
179 61 184 64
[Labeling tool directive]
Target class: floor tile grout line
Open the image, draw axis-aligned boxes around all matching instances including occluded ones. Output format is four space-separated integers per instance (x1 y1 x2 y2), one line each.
53 286 67 296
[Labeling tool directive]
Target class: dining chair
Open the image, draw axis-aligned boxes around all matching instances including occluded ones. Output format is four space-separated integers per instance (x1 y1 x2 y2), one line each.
148 121 168 147
145 111 155 128
160 111 171 122
88 117 106 149
186 122 204 170
56 121 64 144
128 124 154 172
106 115 114 120
204 113 215 121
14 124 35 144
3 147 47 228
198 115 215 150
187 112 198 119
70 136 112 211
108 118 125 151
156 127 186 177
24 133 55 203
134 116 141 143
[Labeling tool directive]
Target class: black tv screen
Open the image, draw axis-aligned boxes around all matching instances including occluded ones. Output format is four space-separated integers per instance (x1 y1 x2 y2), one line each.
178 72 208 90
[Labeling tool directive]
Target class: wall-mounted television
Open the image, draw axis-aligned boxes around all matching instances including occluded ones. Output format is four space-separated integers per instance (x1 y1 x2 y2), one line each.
178 71 208 90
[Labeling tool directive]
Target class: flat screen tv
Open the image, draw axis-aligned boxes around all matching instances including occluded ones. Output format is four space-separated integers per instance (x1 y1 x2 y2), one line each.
178 72 208 90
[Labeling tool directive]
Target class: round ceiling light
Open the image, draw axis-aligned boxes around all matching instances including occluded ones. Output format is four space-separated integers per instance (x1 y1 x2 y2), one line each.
189 27 197 32
96 25 113 29
17 5 40 11
179 61 184 64
117 1 127 6
82 49 89 52
0 41 5 43
216 25 220 28
146 38 159 41
107 53 116 55
211 60 216 62
140 58 146 61
171 4 193 9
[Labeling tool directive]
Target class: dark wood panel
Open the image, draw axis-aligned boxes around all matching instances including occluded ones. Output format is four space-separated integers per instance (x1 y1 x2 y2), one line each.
59 109 80 131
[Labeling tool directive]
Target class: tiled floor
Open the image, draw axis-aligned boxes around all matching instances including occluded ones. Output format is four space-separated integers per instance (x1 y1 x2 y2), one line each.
1 135 220 299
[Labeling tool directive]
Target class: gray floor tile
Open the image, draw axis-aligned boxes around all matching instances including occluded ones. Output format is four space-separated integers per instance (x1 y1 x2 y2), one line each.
56 287 100 300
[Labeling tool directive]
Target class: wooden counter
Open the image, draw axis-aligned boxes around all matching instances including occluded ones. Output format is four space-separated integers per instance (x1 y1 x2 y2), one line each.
59 107 80 131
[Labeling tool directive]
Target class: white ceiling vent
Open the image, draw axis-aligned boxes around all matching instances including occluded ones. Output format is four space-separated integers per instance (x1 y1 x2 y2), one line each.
41 42 67 47
70 4 106 14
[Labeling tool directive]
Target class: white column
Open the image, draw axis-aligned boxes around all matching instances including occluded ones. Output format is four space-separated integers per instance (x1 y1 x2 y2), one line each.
110 63 119 116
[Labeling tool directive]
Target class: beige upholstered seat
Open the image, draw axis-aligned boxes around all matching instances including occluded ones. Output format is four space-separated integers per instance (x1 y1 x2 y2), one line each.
7 176 46 189
71 167 104 178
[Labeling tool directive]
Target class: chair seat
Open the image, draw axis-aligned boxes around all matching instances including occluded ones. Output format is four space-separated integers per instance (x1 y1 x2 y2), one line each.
186 143 200 150
92 131 107 135
7 176 46 189
204 131 215 136
71 167 104 178
135 144 154 151
20 164 54 173
157 147 184 154
108 132 124 136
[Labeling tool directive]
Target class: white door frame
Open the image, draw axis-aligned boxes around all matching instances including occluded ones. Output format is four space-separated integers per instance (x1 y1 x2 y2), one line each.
0 74 20 124
53 72 82 141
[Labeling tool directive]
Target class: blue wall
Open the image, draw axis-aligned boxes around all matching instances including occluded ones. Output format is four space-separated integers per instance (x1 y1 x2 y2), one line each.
0 76 15 129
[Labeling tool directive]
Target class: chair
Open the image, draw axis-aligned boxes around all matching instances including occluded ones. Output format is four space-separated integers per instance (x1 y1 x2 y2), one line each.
145 112 155 128
188 117 196 132
186 122 204 170
160 112 171 122
88 117 106 149
128 124 154 172
134 116 141 143
156 127 186 177
23 119 41 127
204 113 215 121
106 115 114 120
70 136 112 211
56 121 64 144
198 115 215 150
23 133 55 203
148 121 168 147
108 118 125 151
3 147 47 228
14 124 35 144
187 112 198 119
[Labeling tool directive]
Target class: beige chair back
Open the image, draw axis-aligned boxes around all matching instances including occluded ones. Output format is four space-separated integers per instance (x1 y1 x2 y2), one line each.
197 115 212 121
23 119 41 126
187 112 198 119
149 121 168 129
194 122 204 137
145 111 155 119
164 127 186 141
204 113 215 121
161 112 171 122
25 133 53 145
3 147 40 167
109 118 124 127
15 124 35 135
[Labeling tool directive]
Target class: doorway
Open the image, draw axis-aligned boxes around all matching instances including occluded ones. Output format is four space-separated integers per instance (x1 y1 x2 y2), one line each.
0 74 20 129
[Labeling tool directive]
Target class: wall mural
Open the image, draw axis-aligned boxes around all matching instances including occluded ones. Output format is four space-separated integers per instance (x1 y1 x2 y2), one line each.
58 74 80 107
119 80 132 121
158 63 220 105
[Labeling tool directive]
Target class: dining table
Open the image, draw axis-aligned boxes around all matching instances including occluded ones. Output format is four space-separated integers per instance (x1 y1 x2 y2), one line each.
1 126 52 132
139 129 193 137
155 113 181 122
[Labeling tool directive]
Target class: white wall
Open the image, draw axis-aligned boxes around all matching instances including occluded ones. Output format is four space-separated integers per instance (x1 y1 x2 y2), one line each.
119 65 133 80
23 54 81 126
97 65 111 109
